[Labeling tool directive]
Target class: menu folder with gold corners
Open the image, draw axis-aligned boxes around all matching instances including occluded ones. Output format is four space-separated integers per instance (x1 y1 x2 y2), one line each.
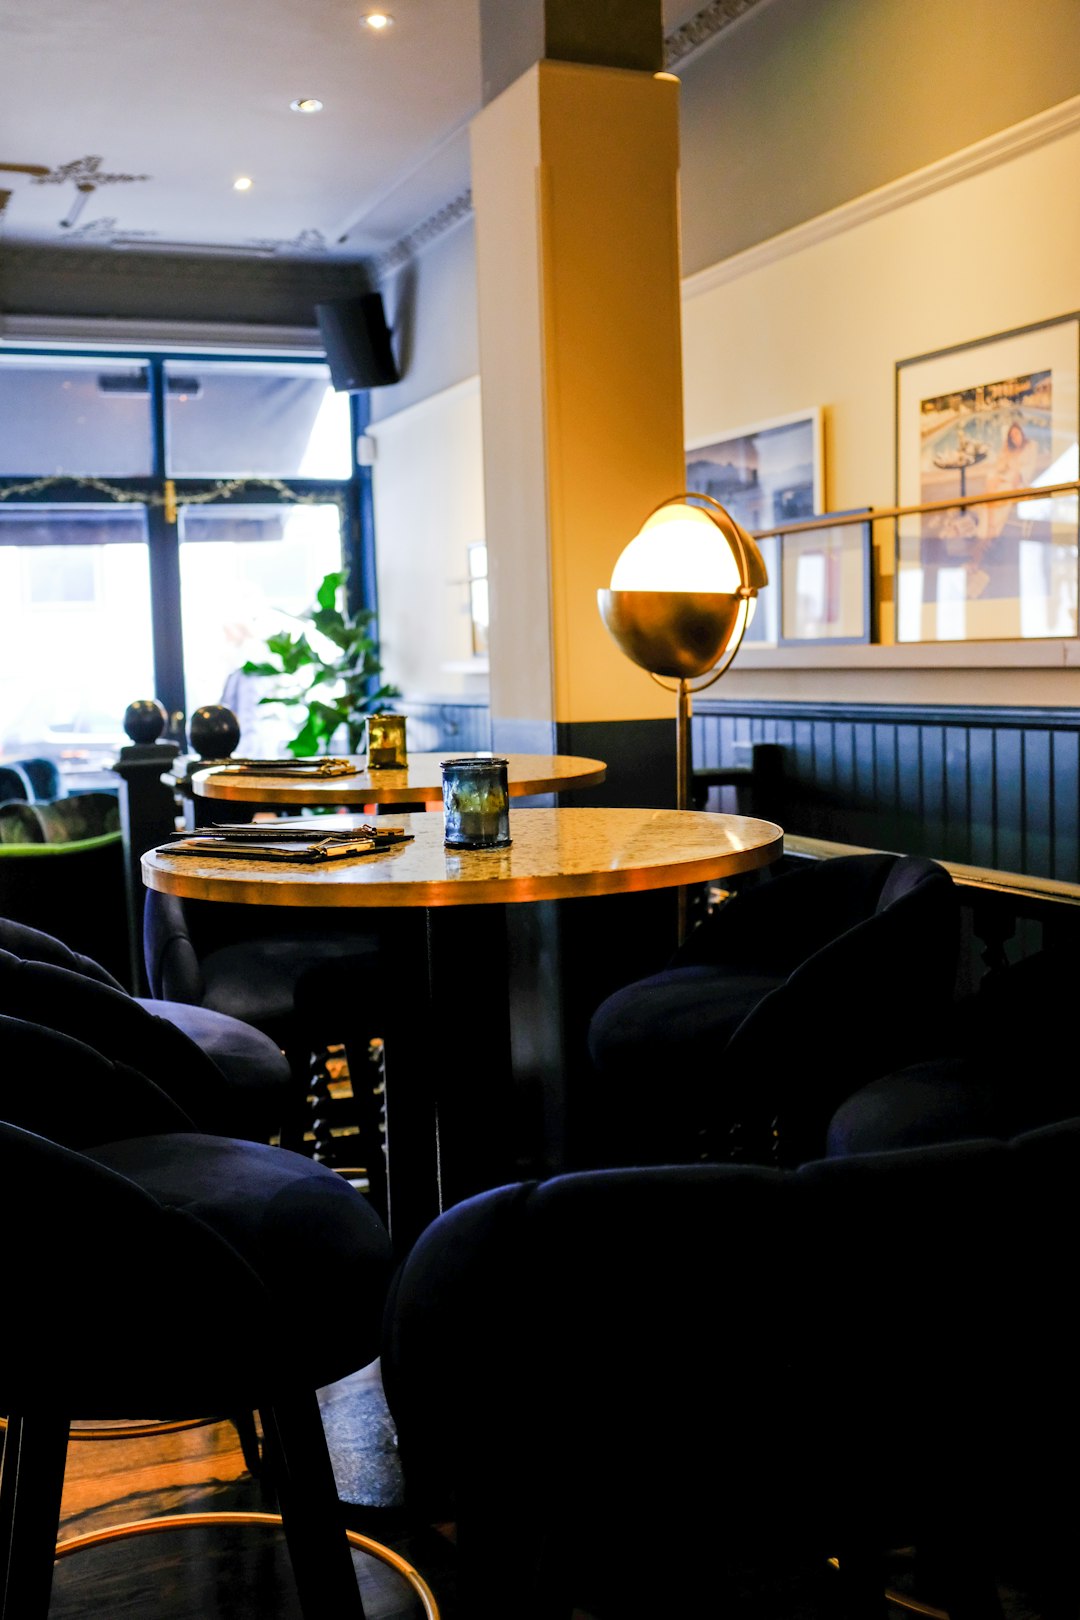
196 756 360 778
163 826 414 863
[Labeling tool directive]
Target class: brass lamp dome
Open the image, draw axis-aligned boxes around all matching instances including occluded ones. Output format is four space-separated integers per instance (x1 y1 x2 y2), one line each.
598 492 768 818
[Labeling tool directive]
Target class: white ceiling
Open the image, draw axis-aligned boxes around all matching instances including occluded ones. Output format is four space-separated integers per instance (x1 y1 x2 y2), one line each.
0 0 707 268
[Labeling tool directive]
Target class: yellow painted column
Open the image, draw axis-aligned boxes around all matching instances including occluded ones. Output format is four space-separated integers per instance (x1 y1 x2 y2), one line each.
470 59 685 754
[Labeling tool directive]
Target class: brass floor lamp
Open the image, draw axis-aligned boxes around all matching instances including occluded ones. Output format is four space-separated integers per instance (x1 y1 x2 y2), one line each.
598 492 769 939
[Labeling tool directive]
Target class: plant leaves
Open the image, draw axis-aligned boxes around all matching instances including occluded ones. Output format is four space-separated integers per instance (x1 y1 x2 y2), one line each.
316 571 344 613
309 699 348 727
256 692 306 709
287 716 322 757
308 666 341 689
245 568 396 753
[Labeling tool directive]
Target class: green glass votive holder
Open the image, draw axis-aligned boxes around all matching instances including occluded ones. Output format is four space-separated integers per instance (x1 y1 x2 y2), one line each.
442 756 512 849
365 712 408 769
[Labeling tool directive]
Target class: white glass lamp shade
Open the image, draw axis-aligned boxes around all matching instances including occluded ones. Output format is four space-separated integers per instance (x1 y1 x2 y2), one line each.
609 503 743 592
598 496 768 679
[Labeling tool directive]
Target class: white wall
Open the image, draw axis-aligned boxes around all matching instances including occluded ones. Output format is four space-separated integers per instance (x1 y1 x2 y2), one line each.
368 375 488 698
682 99 1080 708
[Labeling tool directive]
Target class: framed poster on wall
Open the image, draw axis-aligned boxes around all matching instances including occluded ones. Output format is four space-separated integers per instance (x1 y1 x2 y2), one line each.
895 316 1080 643
779 509 871 645
686 408 824 647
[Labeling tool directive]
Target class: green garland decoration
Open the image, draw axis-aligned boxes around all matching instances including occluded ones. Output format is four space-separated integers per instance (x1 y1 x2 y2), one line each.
0 475 330 507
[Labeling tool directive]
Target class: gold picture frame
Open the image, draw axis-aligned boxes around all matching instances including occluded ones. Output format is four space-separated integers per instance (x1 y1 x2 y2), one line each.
895 316 1080 644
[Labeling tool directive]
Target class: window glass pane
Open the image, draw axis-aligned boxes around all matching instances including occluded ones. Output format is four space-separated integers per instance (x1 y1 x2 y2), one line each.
27 547 97 604
165 360 351 479
468 542 489 657
178 502 343 754
0 356 153 477
0 506 153 781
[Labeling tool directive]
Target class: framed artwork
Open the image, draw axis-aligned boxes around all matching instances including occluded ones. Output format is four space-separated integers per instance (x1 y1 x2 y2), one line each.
779 509 871 645
686 408 824 647
895 316 1080 643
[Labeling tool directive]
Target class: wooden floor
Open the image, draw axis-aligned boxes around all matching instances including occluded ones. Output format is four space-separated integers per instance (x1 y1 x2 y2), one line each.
45 1365 459 1620
12 1396 1066 1620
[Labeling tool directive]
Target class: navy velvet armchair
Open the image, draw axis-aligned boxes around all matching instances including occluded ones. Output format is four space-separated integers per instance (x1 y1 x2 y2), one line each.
382 1121 1078 1619
0 1010 394 1619
585 852 961 1169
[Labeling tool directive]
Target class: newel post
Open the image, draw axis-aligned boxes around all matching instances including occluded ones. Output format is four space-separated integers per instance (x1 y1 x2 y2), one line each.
111 700 181 995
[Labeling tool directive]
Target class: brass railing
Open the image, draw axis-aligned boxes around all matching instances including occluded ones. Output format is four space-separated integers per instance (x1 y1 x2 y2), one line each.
749 475 1080 541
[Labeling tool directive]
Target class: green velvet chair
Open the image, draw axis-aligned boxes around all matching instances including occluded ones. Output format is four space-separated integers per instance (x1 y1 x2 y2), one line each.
0 791 119 844
0 831 130 988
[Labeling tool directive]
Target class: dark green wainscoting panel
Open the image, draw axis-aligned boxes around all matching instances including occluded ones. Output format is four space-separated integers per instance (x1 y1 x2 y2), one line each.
552 719 677 809
692 699 1080 884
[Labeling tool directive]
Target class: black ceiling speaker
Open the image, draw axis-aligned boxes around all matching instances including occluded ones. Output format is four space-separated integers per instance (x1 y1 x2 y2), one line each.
315 292 401 390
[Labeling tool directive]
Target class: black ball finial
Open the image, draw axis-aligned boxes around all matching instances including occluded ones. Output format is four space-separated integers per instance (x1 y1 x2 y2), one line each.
123 698 168 744
189 705 242 760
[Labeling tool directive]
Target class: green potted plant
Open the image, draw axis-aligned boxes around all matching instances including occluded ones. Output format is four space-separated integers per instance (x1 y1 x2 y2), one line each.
241 569 401 756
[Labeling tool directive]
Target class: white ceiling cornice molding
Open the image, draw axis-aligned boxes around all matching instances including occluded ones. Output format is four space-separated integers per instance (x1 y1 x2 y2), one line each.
664 0 772 68
683 92 1080 299
374 189 474 280
0 315 323 353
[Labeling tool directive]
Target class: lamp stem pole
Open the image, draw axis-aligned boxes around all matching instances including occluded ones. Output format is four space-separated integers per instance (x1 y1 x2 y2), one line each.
676 677 692 812
676 678 692 945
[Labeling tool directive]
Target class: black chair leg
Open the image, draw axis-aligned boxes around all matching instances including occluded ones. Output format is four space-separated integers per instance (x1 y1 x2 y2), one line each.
0 1410 70 1620
230 1409 262 1477
259 1389 367 1620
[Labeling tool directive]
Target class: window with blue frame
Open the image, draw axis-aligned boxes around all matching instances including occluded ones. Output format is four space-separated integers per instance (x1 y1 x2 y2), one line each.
0 349 364 781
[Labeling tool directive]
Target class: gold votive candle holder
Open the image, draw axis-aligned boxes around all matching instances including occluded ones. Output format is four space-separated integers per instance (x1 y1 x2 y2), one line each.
365 712 408 769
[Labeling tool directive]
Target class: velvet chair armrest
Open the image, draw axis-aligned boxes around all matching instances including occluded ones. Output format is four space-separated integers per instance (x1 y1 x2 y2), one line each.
142 888 206 1004
0 1118 275 1412
713 885 960 1161
0 1012 193 1146
0 953 238 1134
672 852 902 974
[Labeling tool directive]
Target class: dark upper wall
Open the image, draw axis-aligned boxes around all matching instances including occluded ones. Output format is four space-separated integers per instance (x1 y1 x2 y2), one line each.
678 0 1080 274
0 244 369 326
479 0 664 103
369 218 479 423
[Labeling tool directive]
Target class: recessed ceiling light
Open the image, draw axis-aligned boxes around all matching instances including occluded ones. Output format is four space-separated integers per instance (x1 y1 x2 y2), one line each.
233 176 253 191
290 97 323 113
361 12 393 30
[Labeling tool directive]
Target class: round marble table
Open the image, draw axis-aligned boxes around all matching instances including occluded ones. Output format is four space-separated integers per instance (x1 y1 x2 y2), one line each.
143 807 783 1252
143 806 782 908
190 752 608 811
